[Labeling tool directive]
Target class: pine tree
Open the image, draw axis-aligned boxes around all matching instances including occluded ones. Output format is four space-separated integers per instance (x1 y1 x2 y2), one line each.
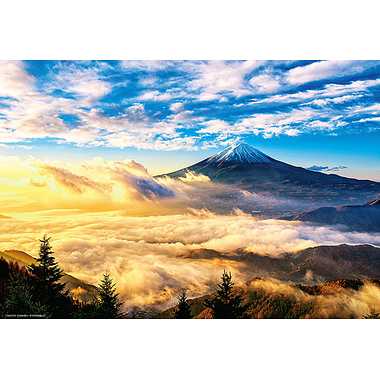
28 235 66 313
97 273 124 318
5 269 49 317
174 290 192 319
205 270 245 319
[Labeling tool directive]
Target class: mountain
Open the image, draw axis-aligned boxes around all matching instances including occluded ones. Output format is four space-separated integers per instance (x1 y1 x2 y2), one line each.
0 249 97 302
187 244 380 283
160 143 380 210
203 143 273 166
289 244 380 280
289 199 380 232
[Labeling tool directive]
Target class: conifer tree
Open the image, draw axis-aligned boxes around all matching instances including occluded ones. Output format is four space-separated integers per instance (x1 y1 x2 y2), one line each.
205 270 245 319
5 269 48 317
97 273 124 318
174 289 192 319
28 235 66 311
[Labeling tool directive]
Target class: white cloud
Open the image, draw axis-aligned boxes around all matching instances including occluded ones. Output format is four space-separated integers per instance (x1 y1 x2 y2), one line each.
303 94 362 107
198 109 320 138
138 90 174 101
48 63 112 101
0 61 35 98
251 79 380 108
0 62 196 150
248 73 281 93
286 60 377 85
187 60 263 100
121 60 176 71
169 102 184 112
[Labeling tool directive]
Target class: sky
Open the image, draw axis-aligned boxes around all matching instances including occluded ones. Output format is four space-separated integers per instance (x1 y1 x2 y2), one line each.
0 60 380 179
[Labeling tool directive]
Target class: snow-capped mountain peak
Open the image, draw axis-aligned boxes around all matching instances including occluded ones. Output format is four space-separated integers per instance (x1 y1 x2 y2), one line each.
207 143 272 166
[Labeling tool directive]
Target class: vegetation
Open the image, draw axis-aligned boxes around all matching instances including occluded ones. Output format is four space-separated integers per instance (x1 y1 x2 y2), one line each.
97 273 124 318
174 290 192 319
4 263 48 317
363 312 380 319
204 270 246 318
27 235 71 317
0 236 125 319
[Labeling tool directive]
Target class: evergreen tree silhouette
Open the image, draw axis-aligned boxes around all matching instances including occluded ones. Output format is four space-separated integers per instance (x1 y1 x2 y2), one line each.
174 290 192 319
97 273 123 318
5 269 48 317
28 235 66 314
205 270 245 318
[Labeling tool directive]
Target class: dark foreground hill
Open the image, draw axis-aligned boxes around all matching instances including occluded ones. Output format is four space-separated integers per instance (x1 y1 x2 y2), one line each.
0 249 97 302
288 199 380 232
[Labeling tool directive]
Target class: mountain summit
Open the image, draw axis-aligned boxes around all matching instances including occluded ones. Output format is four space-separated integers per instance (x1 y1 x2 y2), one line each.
206 143 272 166
160 143 380 210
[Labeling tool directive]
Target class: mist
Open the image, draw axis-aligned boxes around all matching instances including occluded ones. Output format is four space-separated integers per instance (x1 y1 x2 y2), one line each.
2 209 380 309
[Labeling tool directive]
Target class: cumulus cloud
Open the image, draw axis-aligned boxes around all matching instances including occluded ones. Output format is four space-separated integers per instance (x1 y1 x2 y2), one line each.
40 164 111 194
0 156 180 213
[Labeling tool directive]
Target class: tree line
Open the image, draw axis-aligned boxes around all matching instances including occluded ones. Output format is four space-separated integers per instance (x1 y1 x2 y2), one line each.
0 236 246 319
0 236 123 318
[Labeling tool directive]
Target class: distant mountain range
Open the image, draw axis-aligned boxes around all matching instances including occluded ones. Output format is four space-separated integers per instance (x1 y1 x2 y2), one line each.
188 243 380 283
161 143 380 210
288 199 380 232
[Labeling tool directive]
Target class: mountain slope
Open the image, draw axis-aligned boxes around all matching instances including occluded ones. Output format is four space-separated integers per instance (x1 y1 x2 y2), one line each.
289 199 380 232
160 244 380 318
0 249 97 302
160 143 380 207
160 277 380 319
190 244 380 283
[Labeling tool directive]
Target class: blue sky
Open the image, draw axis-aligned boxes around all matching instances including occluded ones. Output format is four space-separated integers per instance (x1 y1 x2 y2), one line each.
0 60 379 179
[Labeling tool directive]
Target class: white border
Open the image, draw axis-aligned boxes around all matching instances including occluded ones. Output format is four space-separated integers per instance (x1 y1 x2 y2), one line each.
1 1 380 379
1 319 379 380
0 0 379 59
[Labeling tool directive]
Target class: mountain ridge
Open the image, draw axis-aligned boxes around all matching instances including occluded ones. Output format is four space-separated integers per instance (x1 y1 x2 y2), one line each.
288 198 380 232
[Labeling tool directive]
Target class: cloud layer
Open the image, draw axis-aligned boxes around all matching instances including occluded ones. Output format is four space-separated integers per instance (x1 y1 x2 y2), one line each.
2 208 380 309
